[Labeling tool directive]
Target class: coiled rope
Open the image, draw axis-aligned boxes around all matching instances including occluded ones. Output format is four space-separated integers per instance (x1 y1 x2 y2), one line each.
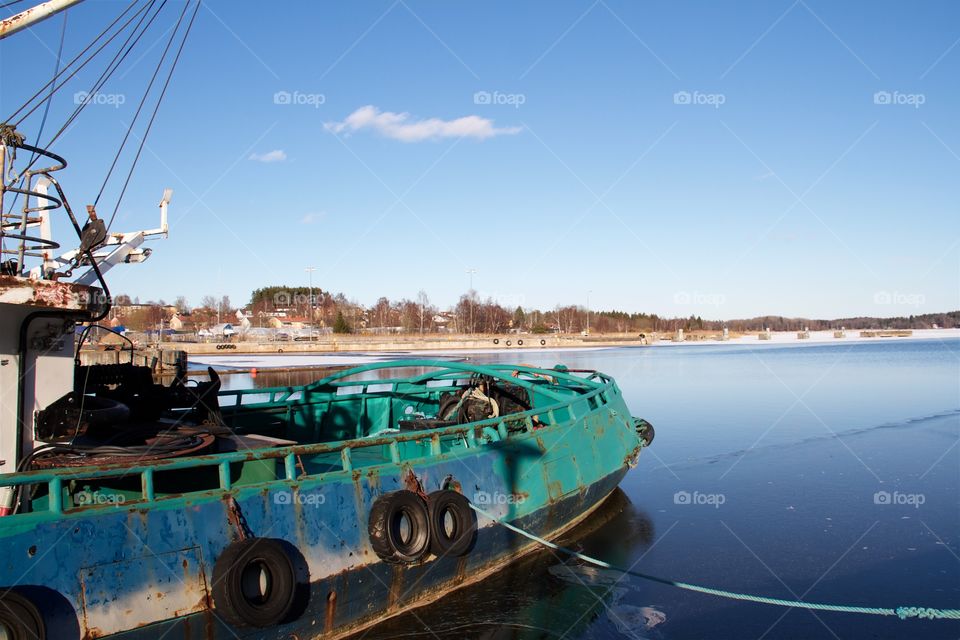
469 503 960 621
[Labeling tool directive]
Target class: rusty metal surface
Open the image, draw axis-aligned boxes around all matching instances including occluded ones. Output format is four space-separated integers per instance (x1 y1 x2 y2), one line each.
0 367 646 639
0 0 84 40
0 274 101 310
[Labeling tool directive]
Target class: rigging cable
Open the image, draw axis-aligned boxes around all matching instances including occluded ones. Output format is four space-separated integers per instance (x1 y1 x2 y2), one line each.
4 0 154 217
94 0 175 207
5 0 140 126
470 502 960 621
19 10 68 180
105 0 200 232
0 9 67 258
37 0 161 150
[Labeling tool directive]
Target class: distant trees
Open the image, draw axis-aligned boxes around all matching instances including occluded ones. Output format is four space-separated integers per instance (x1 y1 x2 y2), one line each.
333 311 352 334
130 285 958 337
513 306 526 331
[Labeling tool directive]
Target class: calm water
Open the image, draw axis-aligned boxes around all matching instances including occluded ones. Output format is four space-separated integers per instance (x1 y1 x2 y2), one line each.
204 339 960 639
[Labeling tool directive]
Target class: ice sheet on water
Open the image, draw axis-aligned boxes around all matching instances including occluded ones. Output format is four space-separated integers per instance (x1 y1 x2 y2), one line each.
547 562 626 588
548 561 667 637
608 604 667 636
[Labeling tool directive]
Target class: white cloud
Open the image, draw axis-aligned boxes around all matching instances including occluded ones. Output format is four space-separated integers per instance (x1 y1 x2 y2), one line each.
301 212 325 224
249 149 287 163
324 105 522 142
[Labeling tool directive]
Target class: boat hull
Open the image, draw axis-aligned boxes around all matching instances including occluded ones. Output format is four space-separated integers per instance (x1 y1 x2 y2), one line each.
120 465 629 640
0 368 643 639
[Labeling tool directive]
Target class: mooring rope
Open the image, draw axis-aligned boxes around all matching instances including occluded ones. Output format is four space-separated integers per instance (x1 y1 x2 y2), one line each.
469 504 960 621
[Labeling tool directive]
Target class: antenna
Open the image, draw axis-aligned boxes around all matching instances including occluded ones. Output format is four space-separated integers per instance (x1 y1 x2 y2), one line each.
158 188 172 237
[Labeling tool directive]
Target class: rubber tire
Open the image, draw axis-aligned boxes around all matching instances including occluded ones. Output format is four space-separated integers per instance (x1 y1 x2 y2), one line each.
517 339 524 346
0 592 44 640
637 419 655 446
212 538 297 628
540 339 546 346
493 338 499 345
505 340 512 346
368 490 431 564
427 490 477 557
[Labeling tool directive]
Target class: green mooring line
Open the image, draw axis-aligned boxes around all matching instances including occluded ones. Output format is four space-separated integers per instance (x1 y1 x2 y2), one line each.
469 504 960 621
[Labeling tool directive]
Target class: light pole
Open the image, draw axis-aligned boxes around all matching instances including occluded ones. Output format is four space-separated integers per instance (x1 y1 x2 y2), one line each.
466 268 477 334
586 290 592 335
305 266 316 341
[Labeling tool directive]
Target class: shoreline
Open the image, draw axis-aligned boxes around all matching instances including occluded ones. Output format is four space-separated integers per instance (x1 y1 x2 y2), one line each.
164 327 960 357
180 329 960 373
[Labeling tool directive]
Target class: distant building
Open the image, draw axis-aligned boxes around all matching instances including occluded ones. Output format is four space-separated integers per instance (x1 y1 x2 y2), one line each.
209 323 236 337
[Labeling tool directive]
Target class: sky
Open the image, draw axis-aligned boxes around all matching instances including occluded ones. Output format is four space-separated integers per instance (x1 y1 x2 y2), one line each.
1 0 958 320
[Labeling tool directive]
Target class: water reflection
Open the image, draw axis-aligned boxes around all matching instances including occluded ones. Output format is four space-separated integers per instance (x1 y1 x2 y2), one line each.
193 340 959 639
353 489 657 640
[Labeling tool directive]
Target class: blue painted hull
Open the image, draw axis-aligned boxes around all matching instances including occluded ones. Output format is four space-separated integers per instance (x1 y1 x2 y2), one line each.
0 371 643 639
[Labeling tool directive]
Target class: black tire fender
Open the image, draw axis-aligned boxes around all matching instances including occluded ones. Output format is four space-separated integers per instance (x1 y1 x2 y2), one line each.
493 338 499 345
0 591 45 640
635 418 655 446
368 490 431 564
540 339 546 346
427 490 477 557
212 537 298 628
517 339 524 346
505 340 512 347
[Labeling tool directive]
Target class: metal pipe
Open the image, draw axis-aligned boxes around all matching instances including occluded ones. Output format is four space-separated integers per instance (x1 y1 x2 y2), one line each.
0 0 84 41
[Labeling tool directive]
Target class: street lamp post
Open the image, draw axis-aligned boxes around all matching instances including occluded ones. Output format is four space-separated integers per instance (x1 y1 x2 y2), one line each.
305 267 317 341
466 268 477 334
586 290 592 335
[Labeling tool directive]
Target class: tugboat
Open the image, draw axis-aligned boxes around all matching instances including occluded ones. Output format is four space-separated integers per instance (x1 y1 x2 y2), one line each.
0 3 654 638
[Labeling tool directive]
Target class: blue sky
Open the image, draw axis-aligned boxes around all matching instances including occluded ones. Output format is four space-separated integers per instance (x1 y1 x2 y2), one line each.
2 0 958 320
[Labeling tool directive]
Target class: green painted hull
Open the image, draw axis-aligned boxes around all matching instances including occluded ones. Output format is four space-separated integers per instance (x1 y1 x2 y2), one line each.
0 361 648 639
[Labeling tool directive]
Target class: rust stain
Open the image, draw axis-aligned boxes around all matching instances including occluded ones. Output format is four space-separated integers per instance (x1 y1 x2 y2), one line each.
534 436 547 453
402 468 419 492
388 564 404 609
324 590 338 632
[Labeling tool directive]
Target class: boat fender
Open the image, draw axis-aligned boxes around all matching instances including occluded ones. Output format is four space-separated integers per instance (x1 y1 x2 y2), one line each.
368 490 431 564
634 418 655 446
493 338 499 345
427 490 478 557
517 339 523 346
540 339 546 346
505 340 512 347
0 591 45 639
212 538 298 628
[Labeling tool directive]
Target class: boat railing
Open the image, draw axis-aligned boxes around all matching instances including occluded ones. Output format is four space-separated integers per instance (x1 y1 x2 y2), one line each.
0 375 625 520
217 360 613 409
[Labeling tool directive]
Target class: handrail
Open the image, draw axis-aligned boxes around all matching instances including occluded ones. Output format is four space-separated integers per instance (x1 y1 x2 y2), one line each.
219 360 607 406
0 379 625 517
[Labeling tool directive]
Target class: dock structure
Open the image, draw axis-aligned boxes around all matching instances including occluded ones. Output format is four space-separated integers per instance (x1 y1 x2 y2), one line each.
860 330 913 338
834 326 846 338
78 347 186 375
797 327 810 339
758 328 772 340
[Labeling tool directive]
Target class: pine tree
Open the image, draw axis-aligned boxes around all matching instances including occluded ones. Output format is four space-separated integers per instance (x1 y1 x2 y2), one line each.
333 311 352 334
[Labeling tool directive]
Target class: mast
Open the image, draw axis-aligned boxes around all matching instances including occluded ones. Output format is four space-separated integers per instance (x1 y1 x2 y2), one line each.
0 0 84 41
